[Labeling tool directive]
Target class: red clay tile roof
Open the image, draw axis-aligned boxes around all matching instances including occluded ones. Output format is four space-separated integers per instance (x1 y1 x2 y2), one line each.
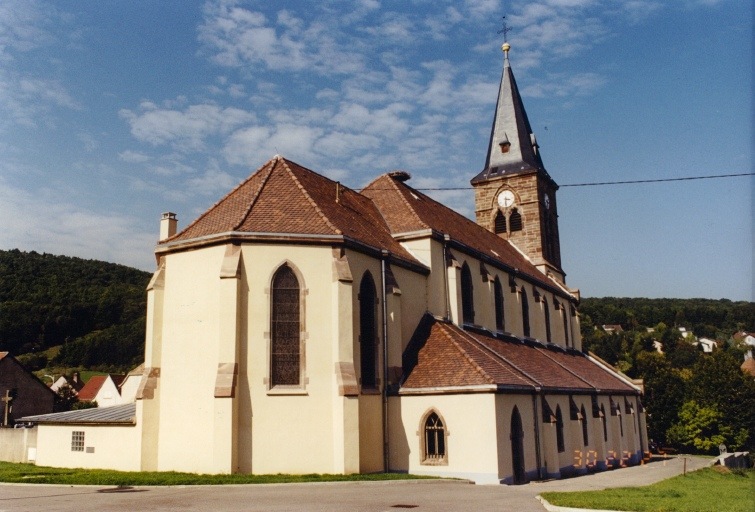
361 174 557 291
164 156 421 268
76 375 107 401
402 315 637 394
741 358 755 377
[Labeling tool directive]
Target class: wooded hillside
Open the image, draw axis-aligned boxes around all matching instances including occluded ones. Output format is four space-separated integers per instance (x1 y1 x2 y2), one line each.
0 249 151 371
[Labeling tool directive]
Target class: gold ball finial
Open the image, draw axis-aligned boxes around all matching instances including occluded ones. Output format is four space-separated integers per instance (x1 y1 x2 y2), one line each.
502 42 511 53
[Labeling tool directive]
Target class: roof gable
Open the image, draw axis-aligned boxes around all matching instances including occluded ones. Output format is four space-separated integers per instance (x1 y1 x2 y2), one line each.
77 375 108 401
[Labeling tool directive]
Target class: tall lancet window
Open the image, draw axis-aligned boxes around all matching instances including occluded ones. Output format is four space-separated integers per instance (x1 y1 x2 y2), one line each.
543 298 552 343
359 272 377 389
494 210 507 234
494 277 505 332
520 288 530 338
271 264 301 386
461 262 475 325
509 209 523 232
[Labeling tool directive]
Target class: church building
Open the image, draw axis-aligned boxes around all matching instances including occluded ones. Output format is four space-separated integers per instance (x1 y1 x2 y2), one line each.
24 43 648 484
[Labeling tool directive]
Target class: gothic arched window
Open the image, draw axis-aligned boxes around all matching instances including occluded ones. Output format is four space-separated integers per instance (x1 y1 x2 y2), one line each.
494 210 507 234
359 272 377 389
581 405 589 446
555 405 565 453
461 262 474 325
543 298 552 343
521 288 530 338
422 411 447 464
509 208 523 232
494 276 505 332
271 264 301 386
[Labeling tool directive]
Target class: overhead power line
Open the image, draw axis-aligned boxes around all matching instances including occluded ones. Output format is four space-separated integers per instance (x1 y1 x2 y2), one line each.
408 172 755 191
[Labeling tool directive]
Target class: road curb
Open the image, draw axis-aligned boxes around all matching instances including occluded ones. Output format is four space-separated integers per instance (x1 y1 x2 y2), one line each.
536 495 625 512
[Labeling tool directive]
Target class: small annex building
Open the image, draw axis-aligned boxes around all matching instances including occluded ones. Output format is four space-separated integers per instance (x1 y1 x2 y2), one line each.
21 43 648 484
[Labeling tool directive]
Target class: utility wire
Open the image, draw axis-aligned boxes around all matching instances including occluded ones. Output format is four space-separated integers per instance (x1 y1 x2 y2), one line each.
405 172 755 191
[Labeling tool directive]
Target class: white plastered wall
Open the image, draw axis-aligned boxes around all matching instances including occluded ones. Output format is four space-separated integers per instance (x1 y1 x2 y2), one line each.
34 424 141 471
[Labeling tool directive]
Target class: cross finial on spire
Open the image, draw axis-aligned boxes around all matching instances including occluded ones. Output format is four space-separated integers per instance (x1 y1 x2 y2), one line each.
498 16 512 43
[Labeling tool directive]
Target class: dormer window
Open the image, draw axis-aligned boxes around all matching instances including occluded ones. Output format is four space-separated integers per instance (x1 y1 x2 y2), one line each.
499 133 511 153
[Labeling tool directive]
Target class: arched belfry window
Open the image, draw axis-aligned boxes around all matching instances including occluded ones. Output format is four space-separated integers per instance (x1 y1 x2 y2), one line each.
509 208 523 232
543 298 552 343
461 262 474 325
422 411 447 464
494 210 507 234
359 272 377 389
271 264 301 386
520 288 530 338
494 277 505 332
555 405 565 453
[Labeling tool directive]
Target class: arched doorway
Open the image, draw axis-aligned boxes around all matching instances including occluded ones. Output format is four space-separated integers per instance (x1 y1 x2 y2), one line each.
510 406 526 484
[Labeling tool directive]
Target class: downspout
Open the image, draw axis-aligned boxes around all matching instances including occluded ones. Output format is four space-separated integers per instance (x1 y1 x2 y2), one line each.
442 234 451 321
381 250 390 471
532 394 543 480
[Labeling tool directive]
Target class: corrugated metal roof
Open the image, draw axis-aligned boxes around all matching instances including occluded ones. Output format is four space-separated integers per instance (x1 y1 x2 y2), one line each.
18 403 136 425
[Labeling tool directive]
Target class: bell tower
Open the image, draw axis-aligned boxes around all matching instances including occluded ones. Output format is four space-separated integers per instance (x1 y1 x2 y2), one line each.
471 42 564 283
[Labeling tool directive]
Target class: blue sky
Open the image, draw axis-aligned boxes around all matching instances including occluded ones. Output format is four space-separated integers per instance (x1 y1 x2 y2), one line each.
0 0 751 300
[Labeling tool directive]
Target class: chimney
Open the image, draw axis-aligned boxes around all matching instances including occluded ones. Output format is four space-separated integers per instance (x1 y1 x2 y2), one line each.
160 212 177 241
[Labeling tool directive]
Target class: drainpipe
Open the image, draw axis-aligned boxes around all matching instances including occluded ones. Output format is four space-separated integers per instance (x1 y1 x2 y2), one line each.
381 250 390 471
532 393 543 480
442 234 451 321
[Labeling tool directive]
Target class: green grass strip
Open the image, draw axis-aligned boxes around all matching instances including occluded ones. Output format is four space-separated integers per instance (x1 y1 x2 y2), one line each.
0 462 436 486
540 467 754 512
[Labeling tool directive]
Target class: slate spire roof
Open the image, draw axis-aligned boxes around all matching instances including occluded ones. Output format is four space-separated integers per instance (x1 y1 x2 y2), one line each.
471 43 550 184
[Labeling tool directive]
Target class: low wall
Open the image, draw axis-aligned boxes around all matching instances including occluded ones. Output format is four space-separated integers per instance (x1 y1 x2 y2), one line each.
0 427 37 463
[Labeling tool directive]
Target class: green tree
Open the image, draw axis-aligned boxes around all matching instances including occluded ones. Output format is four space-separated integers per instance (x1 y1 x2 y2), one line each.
666 400 748 453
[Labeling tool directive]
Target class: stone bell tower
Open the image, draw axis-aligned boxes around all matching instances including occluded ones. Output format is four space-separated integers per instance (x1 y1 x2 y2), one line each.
471 42 564 283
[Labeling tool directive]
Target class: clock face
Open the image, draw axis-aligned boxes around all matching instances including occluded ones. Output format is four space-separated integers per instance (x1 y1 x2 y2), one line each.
544 194 551 209
497 190 515 208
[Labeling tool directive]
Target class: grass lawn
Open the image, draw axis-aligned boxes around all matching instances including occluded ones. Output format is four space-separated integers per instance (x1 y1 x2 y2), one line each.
540 467 754 512
0 461 436 486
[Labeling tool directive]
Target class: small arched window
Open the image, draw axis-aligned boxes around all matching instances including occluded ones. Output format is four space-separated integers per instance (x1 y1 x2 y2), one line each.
543 298 552 343
271 264 301 387
581 405 589 446
520 288 530 338
509 209 523 232
555 405 565 453
461 262 474 325
494 276 505 332
494 210 507 234
423 411 447 464
359 272 377 389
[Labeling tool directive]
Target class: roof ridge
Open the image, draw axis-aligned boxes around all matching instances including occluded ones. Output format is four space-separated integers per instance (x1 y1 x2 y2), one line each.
364 174 428 231
281 159 341 235
165 156 280 243
437 322 496 385
232 156 278 231
454 327 541 387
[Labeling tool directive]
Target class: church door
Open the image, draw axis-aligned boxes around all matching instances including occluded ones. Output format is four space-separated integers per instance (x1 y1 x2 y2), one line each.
510 406 526 484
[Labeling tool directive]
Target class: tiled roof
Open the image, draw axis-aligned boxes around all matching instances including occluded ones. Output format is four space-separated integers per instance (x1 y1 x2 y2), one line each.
362 174 557 290
0 351 7 361
163 156 421 269
741 358 755 377
401 315 638 395
19 403 136 425
77 375 107 401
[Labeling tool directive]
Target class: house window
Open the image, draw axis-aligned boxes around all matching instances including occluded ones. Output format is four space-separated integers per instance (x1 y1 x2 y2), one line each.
581 405 589 446
359 272 378 389
71 431 85 452
461 262 474 325
422 411 447 464
520 288 530 338
543 298 552 343
271 264 301 386
509 209 523 232
555 405 565 453
494 277 505 332
494 210 507 234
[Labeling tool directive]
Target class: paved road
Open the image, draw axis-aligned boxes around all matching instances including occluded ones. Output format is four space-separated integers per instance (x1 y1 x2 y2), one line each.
0 456 711 512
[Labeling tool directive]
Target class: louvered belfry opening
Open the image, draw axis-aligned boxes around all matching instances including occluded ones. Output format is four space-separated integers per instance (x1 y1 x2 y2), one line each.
509 209 523 232
271 265 300 386
494 210 507 234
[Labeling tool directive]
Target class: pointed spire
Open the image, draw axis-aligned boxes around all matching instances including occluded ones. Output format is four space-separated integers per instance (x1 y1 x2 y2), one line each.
472 43 546 184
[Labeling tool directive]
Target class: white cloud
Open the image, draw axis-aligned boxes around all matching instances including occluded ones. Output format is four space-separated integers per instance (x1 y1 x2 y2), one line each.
119 103 255 151
119 150 151 163
0 176 156 271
